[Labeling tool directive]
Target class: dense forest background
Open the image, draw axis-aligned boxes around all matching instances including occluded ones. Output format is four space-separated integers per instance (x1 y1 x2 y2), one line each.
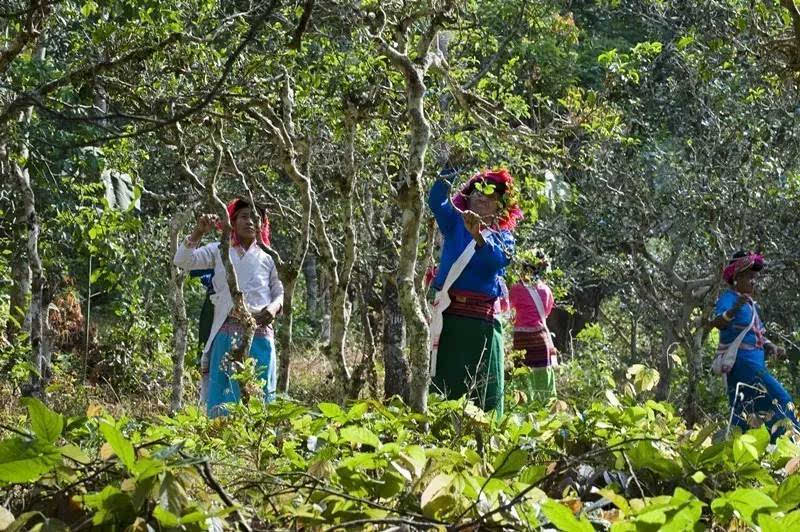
3 0 800 530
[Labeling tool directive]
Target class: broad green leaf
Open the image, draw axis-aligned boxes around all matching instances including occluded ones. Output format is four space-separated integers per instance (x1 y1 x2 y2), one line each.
99 422 136 471
318 403 344 418
398 446 426 478
153 506 180 527
596 488 631 513
758 514 783 532
59 444 91 465
541 500 594 532
421 473 453 515
776 474 800 510
492 448 527 478
22 398 63 444
339 426 381 449
0 438 61 483
716 488 777 525
347 402 369 420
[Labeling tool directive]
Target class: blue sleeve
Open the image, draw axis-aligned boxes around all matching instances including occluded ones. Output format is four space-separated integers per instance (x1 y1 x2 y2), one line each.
714 291 736 317
428 179 459 235
475 230 514 269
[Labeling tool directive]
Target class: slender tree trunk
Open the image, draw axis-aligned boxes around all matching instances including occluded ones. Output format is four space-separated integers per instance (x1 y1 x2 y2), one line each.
320 272 331 344
6 205 31 343
327 109 359 397
13 151 45 397
683 324 706 427
277 271 298 393
655 324 676 401
169 211 190 412
349 290 378 398
382 274 409 402
397 70 433 413
303 252 319 324
9 43 46 397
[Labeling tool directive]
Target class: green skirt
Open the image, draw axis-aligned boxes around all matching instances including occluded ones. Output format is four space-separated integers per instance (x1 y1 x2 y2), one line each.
430 315 504 416
520 367 556 402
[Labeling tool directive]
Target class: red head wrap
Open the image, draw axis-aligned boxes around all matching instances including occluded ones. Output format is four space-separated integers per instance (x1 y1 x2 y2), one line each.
218 199 270 247
722 252 764 285
451 168 523 231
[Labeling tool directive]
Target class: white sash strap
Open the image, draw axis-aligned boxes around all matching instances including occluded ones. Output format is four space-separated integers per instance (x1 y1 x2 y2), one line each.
526 283 557 366
712 302 755 379
429 229 490 377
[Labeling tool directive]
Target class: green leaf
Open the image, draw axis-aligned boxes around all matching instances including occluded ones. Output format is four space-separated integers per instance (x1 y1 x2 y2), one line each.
22 398 63 444
60 444 91 465
690 471 706 484
776 474 800 510
714 488 778 525
0 438 61 483
421 473 454 518
98 422 136 471
339 426 381 449
541 500 594 532
153 506 180 527
758 514 783 532
347 402 369 420
318 403 344 418
492 448 527 478
80 1 97 17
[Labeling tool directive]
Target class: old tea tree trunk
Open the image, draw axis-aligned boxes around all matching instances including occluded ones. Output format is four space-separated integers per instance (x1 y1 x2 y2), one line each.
370 10 448 413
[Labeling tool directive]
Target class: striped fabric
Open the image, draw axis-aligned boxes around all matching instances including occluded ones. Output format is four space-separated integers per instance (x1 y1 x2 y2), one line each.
443 289 497 322
513 328 557 368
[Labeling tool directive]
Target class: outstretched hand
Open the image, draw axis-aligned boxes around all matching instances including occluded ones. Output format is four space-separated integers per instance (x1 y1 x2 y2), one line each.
195 213 219 234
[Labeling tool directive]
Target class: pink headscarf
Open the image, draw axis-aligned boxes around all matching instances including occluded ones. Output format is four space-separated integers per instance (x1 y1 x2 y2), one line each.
722 252 764 285
218 199 270 247
452 168 523 232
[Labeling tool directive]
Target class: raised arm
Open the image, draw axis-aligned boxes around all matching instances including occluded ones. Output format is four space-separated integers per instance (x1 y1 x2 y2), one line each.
173 213 219 270
427 177 460 235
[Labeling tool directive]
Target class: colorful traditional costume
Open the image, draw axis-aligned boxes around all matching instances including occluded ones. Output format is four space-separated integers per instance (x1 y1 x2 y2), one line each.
509 280 557 400
713 252 798 439
174 200 282 417
428 169 521 415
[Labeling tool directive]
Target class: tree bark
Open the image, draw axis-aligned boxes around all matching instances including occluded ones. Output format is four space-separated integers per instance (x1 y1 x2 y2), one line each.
382 274 409 402
302 252 319 324
373 22 444 413
6 41 47 397
6 206 32 343
329 107 359 397
276 270 298 393
169 210 191 412
12 148 45 397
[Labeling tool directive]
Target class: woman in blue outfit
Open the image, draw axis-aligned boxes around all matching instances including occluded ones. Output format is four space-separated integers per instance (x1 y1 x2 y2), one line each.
428 167 522 416
709 251 798 440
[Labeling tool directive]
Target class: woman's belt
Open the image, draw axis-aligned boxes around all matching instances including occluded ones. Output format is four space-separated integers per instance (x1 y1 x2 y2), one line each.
220 316 274 338
443 289 496 322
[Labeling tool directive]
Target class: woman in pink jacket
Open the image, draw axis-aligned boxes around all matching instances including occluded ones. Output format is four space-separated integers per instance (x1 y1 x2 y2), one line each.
509 251 557 400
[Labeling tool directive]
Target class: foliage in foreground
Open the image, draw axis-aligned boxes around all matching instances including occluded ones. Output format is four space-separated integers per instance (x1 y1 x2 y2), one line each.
2 380 800 531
